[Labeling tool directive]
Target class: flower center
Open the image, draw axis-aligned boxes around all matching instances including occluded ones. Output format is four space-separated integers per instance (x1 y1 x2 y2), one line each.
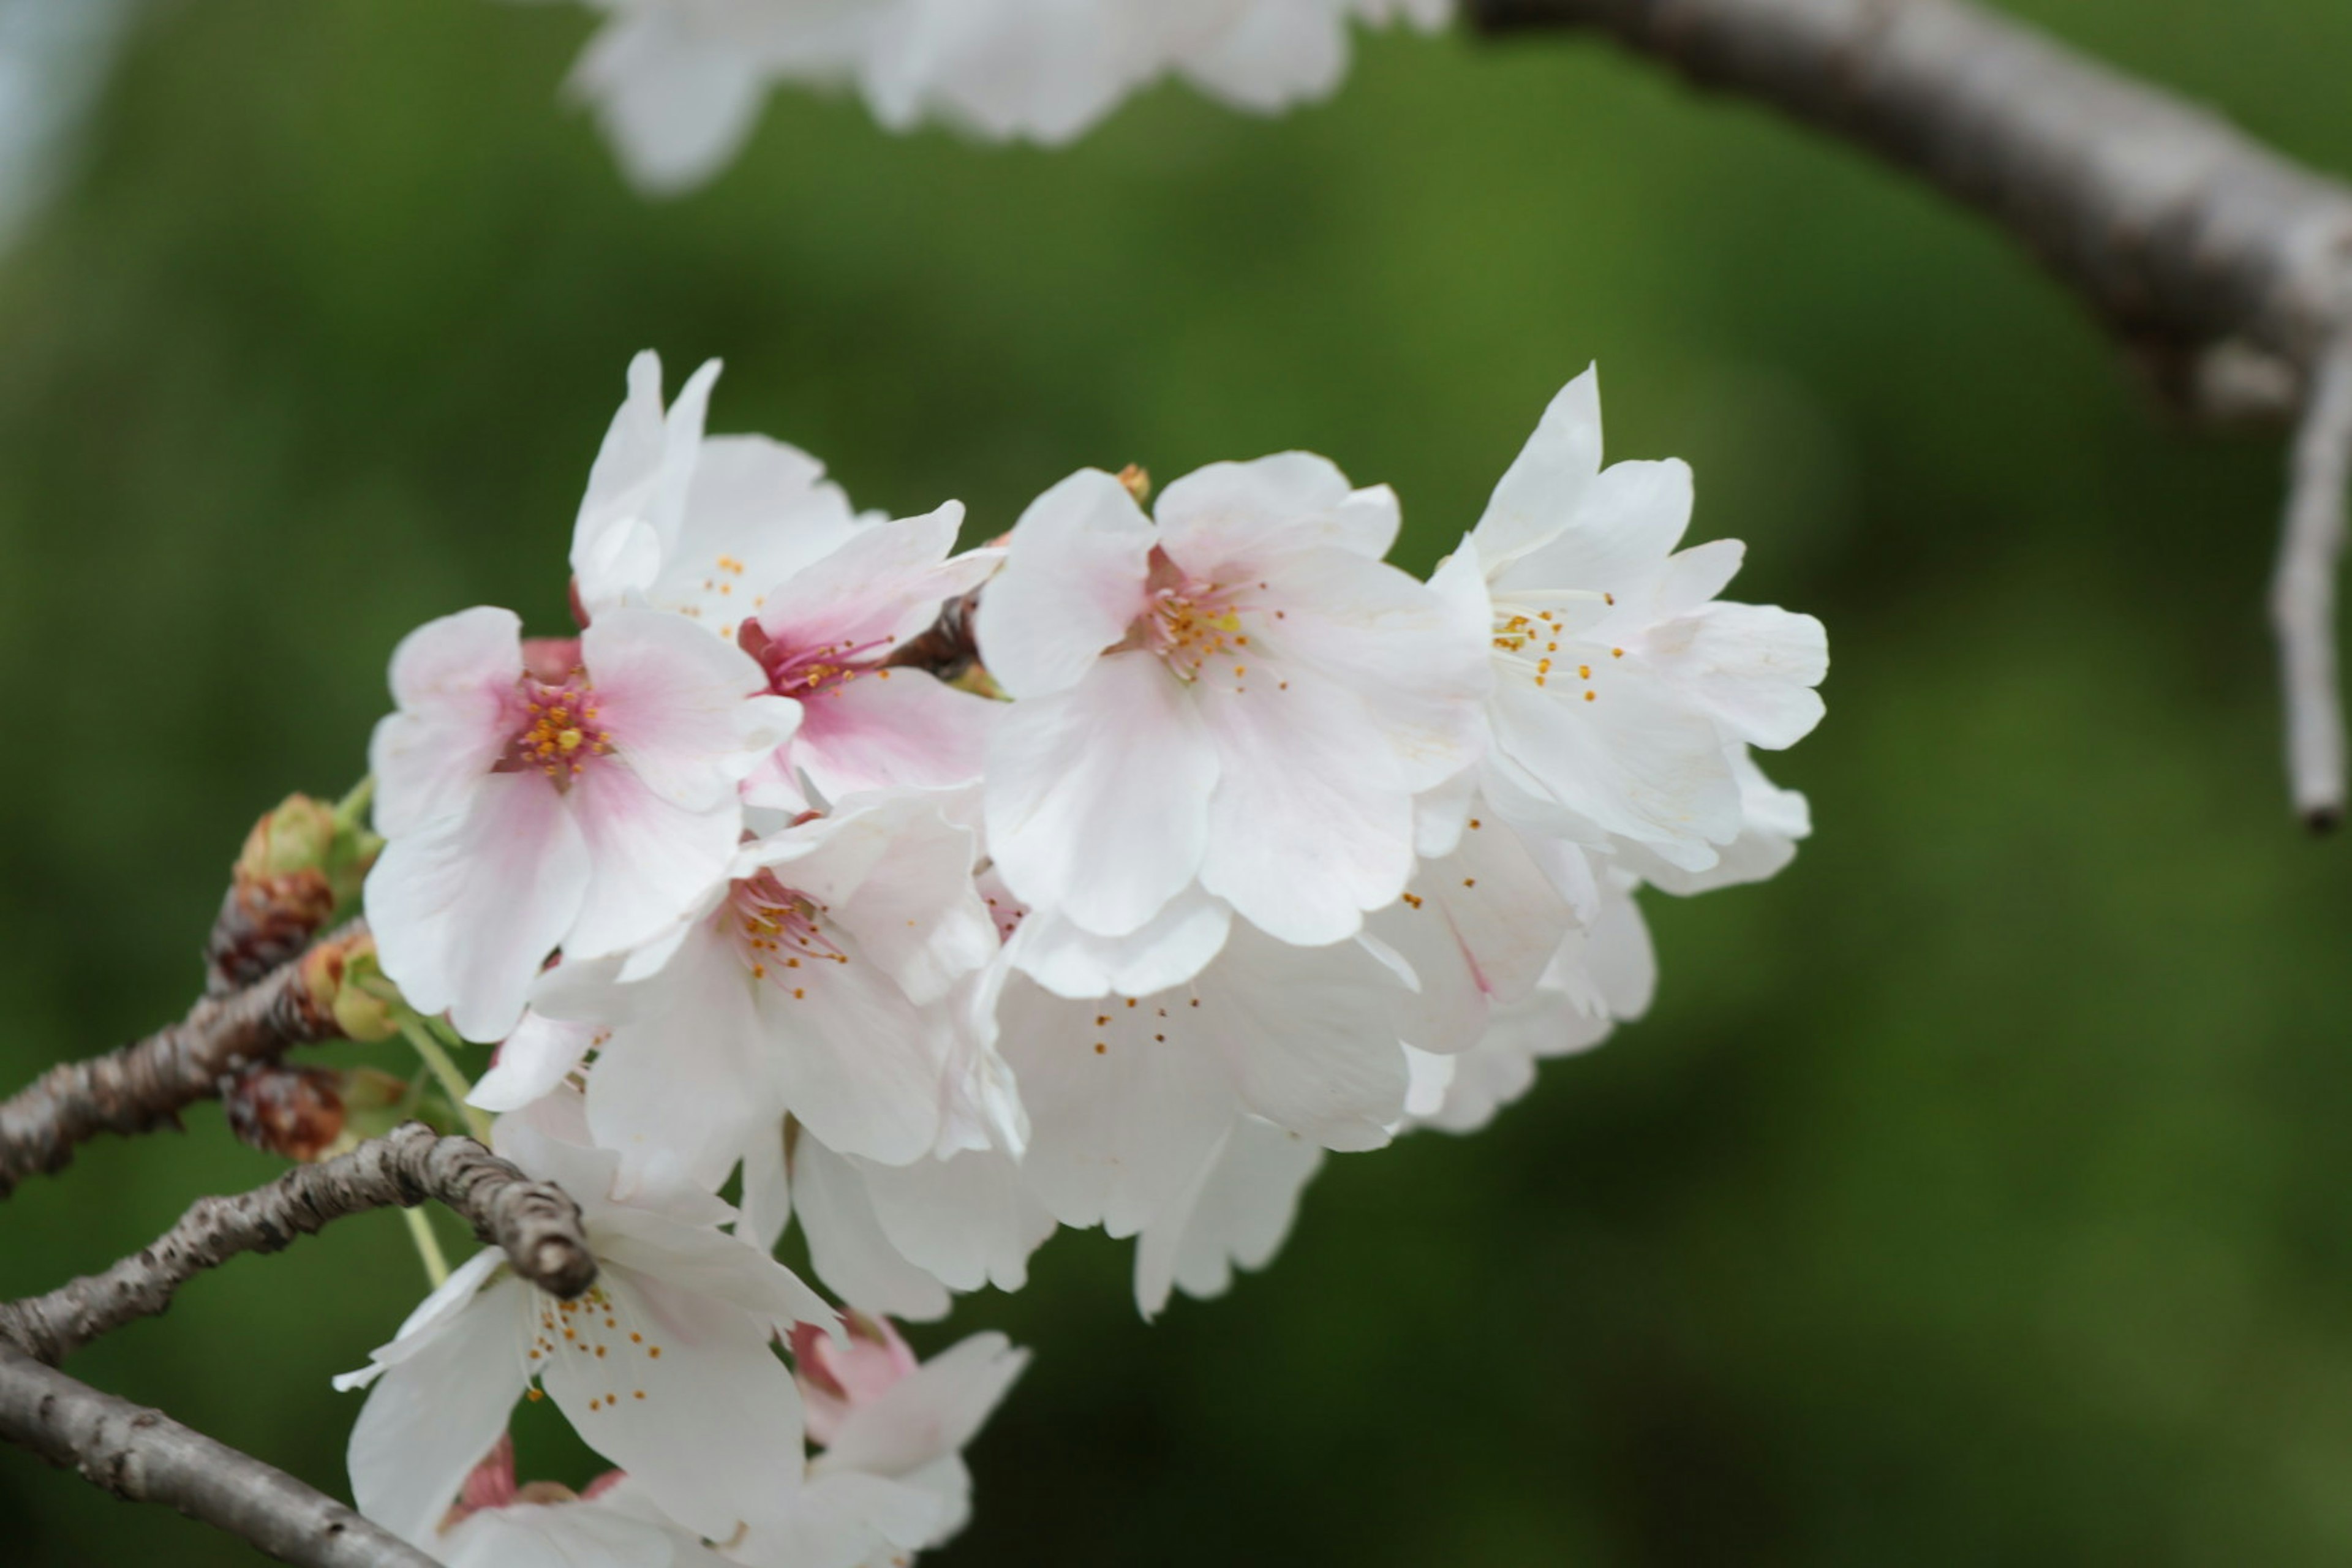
726 869 850 994
1132 548 1258 685
1489 591 1620 697
523 1282 665 1417
503 673 612 786
739 621 897 703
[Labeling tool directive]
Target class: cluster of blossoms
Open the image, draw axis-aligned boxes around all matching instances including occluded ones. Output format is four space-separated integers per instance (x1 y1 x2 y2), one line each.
349 347 1826 1562
560 0 1452 191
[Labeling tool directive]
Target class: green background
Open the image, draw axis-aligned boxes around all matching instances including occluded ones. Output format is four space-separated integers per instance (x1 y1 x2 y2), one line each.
4 0 2351 1562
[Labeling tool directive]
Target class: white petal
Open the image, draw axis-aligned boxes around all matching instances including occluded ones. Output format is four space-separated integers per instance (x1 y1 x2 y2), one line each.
1198 926 1411 1150
365 772 590 1042
344 1273 529 1549
1151 453 1388 571
1472 366 1603 567
570 15 769 198
590 1207 834 1332
984 652 1218 938
469 1012 598 1114
1005 889 1233 1000
1196 666 1413 946
564 764 741 965
859 1150 1056 1297
372 606 522 838
1134 1117 1322 1314
538 1265 807 1540
1494 457 1694 599
758 952 951 1167
1652 601 1829 750
654 432 862 631
973 468 1152 700
997 972 1234 1238
791 1137 953 1321
1253 544 1490 793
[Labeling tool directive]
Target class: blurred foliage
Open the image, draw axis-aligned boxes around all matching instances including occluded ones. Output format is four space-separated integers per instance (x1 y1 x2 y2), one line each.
2 0 2351 1562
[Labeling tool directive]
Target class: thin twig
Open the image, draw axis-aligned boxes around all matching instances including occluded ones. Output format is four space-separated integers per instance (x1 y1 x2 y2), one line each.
0 922 369 1197
0 1341 439 1568
1470 0 2352 817
2276 339 2352 829
0 1123 595 1366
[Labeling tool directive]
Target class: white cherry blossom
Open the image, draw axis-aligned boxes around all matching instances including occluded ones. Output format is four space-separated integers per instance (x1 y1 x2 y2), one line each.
979 455 1487 973
364 605 795 1041
1439 366 1828 874
503 790 998 1185
723 1320 1028 1568
993 913 1425 1309
564 0 1454 194
335 1099 834 1551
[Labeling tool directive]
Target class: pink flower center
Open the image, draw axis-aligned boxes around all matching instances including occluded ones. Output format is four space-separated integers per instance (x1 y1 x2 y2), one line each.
726 869 850 993
502 674 613 786
1134 547 1256 684
739 621 896 703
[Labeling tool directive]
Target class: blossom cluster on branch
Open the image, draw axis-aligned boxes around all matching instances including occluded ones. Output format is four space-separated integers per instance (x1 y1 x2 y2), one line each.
345 346 1825 1562
560 0 1452 191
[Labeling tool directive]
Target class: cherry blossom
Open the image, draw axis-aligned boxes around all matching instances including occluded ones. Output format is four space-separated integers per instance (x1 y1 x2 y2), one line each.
564 0 1455 194
364 604 796 1041
1437 366 1829 874
505 790 998 1185
335 1099 834 1551
978 455 1487 973
994 914 1426 1311
723 1322 1029 1568
571 352 1000 814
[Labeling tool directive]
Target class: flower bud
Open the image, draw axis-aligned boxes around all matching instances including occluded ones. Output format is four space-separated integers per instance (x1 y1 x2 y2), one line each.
222 1063 347 1163
790 1311 917 1446
299 933 401 1044
209 794 383 991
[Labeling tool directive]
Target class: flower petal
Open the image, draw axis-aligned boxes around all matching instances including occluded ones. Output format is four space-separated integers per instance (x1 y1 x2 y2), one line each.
984 651 1218 938
344 1273 529 1549
365 771 590 1042
1472 366 1603 567
372 606 522 839
1195 666 1414 946
973 469 1152 700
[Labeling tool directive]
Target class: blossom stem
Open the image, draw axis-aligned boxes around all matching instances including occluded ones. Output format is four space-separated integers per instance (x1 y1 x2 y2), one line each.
393 1013 492 1144
399 1205 451 1289
330 774 375 834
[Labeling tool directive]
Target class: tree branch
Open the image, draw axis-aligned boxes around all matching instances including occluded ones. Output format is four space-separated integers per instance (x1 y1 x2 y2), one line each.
0 1341 439 1568
2277 339 2352 828
1470 0 2352 824
0 1123 596 1366
0 922 371 1197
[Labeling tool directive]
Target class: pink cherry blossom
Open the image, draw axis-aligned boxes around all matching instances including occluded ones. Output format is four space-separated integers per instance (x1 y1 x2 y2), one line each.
365 603 796 1041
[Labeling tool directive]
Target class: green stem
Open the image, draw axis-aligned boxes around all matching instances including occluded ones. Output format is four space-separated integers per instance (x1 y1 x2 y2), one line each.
331 774 375 832
402 1205 451 1289
396 1013 493 1144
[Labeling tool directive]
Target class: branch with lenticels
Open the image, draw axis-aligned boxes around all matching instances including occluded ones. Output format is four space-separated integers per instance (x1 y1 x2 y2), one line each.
0 922 378 1197
0 1125 594 1567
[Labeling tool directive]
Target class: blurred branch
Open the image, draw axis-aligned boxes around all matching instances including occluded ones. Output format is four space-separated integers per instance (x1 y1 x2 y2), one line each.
0 1341 437 1568
0 1123 595 1365
2277 341 2352 827
0 922 373 1197
1470 0 2352 826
